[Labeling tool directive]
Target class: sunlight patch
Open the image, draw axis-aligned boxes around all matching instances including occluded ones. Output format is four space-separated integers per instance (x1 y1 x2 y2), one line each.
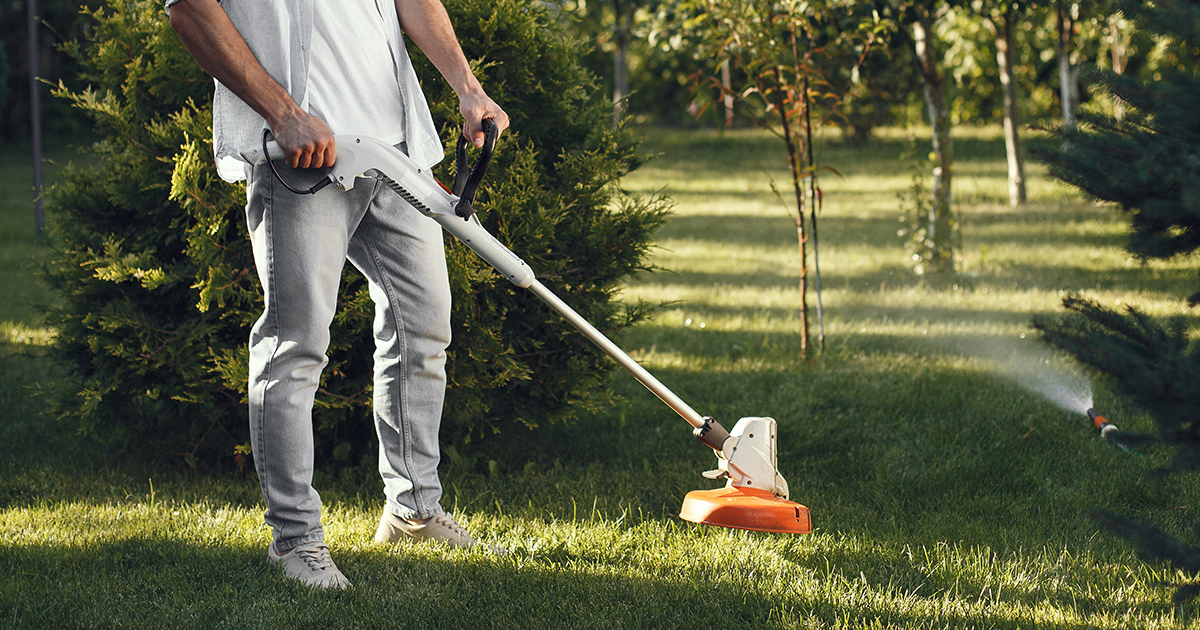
1 321 53 346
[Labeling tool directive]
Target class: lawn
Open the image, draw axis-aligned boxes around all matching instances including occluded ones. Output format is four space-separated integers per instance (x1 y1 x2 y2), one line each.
2 127 1199 629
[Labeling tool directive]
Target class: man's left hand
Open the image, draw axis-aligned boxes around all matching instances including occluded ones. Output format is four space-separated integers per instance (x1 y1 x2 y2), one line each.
459 92 509 148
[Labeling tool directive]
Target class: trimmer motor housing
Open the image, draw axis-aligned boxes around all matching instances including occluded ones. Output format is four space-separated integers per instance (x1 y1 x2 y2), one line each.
680 417 811 534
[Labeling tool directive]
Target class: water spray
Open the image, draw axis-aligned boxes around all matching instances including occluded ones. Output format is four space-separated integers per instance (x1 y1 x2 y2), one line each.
1086 408 1140 456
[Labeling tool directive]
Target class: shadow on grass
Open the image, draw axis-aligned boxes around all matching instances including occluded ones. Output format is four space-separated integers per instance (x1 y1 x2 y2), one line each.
658 211 1131 252
642 264 1194 309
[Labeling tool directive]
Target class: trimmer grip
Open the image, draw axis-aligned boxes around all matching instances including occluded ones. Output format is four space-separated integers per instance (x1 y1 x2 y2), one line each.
453 119 499 219
693 416 732 452
264 140 285 161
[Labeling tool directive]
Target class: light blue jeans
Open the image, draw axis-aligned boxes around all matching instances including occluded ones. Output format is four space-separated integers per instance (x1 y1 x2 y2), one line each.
245 156 450 552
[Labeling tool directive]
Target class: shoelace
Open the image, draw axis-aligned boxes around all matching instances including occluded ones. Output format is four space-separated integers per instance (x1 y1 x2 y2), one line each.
429 513 472 541
294 544 336 572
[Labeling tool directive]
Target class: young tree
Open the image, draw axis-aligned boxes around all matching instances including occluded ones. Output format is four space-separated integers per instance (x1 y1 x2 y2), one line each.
906 1 957 272
689 0 879 356
610 0 639 124
0 0 93 140
1056 0 1081 129
1033 0 1200 602
981 0 1027 206
555 0 656 126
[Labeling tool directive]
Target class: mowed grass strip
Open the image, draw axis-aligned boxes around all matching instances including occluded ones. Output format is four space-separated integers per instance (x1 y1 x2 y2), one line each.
2 128 1198 628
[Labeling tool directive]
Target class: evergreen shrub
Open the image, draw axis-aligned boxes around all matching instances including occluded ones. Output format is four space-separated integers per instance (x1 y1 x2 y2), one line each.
1032 0 1200 602
1032 0 1200 466
43 0 669 472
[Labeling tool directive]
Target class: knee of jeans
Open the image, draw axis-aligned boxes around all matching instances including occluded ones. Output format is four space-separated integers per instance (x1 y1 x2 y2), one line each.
252 327 332 373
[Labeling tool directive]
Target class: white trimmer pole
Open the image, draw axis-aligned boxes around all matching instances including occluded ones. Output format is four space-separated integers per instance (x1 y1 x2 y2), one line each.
526 279 706 430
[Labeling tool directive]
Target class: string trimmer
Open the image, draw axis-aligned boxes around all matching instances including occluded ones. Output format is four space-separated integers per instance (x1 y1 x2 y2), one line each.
246 120 811 534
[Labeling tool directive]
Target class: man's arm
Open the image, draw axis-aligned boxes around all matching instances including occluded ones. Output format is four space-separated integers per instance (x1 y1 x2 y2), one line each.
394 0 510 147
168 0 335 168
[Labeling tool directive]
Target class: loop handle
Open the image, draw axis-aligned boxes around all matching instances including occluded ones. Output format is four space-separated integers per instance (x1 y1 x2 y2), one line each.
452 119 498 219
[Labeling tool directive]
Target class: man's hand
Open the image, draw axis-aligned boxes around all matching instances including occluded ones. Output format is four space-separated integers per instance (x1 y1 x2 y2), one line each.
459 91 509 148
273 110 338 169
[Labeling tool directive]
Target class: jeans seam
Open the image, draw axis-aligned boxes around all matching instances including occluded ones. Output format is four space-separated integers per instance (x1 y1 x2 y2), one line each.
256 165 279 522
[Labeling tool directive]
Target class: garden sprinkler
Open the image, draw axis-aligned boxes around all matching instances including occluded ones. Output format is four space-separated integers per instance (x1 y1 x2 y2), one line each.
247 121 812 535
1086 408 1139 456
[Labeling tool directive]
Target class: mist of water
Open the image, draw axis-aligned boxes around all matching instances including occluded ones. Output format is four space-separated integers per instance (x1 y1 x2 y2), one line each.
1002 356 1094 414
950 335 1093 414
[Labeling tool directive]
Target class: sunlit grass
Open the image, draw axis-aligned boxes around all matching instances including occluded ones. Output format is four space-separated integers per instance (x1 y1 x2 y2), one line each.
1 489 1189 628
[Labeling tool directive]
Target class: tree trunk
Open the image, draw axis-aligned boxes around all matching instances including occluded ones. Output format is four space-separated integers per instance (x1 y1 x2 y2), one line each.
1057 1 1079 130
774 67 810 359
913 16 954 273
987 8 1026 206
612 0 631 128
720 58 734 127
1107 13 1127 121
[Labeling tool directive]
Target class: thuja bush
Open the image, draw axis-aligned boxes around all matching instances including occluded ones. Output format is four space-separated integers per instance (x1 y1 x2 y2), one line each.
43 0 669 471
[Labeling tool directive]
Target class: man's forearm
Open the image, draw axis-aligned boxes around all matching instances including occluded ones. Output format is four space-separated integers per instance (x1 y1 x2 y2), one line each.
393 0 483 99
168 0 301 127
168 0 335 167
394 0 509 144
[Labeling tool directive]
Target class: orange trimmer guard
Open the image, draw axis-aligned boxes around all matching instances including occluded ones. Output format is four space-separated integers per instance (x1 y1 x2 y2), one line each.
680 486 812 534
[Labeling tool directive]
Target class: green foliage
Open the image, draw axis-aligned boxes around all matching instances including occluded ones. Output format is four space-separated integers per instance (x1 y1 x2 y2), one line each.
552 0 716 126
1032 296 1200 471
828 25 921 146
42 0 668 471
1037 85 1200 301
1034 0 1200 602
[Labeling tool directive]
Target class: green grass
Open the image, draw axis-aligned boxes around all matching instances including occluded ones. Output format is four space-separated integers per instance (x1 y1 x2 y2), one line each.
3 127 1200 628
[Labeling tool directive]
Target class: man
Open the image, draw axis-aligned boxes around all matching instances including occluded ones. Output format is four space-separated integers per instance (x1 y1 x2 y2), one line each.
166 0 510 589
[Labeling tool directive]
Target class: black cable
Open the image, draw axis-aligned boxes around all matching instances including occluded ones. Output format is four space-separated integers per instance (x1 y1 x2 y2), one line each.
262 129 333 195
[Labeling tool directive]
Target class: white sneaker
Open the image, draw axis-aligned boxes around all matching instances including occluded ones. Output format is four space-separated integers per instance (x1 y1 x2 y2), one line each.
374 510 507 555
267 541 352 589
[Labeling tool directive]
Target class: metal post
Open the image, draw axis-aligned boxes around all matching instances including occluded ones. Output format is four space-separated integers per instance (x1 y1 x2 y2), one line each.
28 0 45 235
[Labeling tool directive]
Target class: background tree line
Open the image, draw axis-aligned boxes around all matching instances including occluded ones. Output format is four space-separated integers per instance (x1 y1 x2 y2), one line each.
553 0 1195 135
538 0 1200 280
8 1 1196 153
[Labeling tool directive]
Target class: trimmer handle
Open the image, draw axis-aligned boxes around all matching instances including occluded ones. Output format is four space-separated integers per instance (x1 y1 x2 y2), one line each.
452 118 499 220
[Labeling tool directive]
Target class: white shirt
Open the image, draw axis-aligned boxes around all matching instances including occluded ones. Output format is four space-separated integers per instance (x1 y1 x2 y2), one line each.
165 0 443 183
307 0 406 144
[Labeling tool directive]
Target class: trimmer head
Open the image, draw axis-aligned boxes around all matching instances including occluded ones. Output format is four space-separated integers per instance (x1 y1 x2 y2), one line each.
680 486 812 534
680 417 812 534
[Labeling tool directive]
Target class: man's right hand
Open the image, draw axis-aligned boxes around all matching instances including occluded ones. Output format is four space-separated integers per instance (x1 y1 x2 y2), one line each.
168 0 335 170
271 110 337 169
